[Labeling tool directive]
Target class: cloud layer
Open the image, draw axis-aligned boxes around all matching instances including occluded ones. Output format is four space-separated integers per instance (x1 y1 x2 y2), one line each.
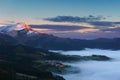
31 15 120 39
62 49 120 80
44 15 105 23
31 25 88 31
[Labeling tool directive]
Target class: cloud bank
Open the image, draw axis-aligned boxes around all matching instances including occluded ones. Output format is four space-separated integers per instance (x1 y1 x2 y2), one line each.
31 16 120 39
102 27 120 32
31 25 88 31
44 15 105 23
62 49 120 80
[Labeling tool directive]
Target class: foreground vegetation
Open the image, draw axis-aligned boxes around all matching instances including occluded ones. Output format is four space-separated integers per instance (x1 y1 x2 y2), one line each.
0 39 111 80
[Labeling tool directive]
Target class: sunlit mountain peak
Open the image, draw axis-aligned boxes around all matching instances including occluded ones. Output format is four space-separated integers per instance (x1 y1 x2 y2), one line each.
14 22 33 31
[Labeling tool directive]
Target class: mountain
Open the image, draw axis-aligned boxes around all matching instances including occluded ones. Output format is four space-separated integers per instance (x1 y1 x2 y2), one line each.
0 22 38 37
0 23 120 50
0 23 83 50
0 33 18 45
0 38 110 80
0 39 67 80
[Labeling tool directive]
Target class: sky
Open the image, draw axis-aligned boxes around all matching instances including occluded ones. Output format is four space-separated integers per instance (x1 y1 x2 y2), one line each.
1 0 120 23
0 0 120 39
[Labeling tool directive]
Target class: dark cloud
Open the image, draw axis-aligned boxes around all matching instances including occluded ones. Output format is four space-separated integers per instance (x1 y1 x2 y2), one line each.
101 27 120 32
30 25 88 31
88 21 120 27
44 15 105 23
50 30 120 39
89 21 114 26
30 24 120 39
113 22 120 24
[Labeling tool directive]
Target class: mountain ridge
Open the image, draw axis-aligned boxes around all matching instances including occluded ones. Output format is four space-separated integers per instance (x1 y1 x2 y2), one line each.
0 23 120 50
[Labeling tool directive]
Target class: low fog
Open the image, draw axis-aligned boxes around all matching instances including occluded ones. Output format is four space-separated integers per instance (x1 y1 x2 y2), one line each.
58 49 120 80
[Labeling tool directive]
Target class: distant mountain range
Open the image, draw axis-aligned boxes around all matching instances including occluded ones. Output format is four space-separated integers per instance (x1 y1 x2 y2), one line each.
0 22 120 50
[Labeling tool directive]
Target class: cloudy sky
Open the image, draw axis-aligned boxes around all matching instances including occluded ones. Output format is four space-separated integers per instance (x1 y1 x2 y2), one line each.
0 0 120 39
1 0 120 23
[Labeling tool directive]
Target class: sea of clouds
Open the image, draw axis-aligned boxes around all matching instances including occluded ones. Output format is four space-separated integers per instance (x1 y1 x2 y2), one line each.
57 49 120 80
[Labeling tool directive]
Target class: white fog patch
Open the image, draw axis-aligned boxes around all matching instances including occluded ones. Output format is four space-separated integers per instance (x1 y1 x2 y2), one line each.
58 49 120 80
56 49 120 60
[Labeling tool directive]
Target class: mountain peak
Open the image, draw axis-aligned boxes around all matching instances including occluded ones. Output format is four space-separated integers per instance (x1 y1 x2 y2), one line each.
0 22 43 37
14 22 32 31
